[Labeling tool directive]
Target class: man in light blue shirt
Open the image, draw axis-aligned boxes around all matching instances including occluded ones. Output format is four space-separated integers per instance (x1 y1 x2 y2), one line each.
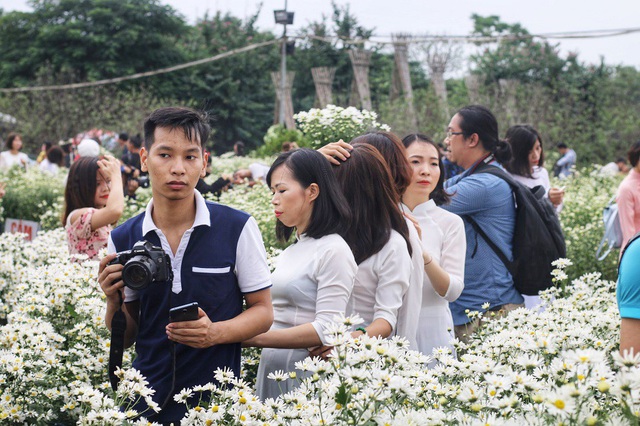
553 142 577 178
442 105 523 341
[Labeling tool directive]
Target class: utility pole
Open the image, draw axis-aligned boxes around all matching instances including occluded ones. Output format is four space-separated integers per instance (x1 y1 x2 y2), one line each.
274 2 293 126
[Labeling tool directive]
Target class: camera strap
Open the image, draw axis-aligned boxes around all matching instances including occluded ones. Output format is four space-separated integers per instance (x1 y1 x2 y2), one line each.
109 292 127 392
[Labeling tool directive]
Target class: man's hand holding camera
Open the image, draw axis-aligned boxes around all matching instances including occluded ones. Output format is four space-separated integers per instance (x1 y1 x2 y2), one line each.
166 309 225 348
98 253 138 349
98 254 125 310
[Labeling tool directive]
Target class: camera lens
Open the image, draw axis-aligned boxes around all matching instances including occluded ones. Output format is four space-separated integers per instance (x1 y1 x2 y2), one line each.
122 255 156 291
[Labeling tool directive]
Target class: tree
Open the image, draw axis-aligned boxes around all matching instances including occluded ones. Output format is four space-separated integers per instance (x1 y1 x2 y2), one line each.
0 0 189 90
181 10 279 153
469 14 566 86
0 65 166 154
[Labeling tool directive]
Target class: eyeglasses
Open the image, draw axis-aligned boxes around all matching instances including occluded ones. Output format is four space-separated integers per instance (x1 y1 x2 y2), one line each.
446 130 465 139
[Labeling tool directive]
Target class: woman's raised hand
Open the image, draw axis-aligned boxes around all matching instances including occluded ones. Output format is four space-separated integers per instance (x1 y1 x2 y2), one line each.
97 155 122 180
318 140 353 165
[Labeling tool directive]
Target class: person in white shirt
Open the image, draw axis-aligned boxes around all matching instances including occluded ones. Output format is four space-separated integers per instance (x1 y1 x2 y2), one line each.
400 134 466 360
245 148 357 400
333 143 412 340
505 125 564 210
0 133 30 170
319 133 424 349
232 163 271 186
39 146 65 175
599 157 629 176
504 125 565 309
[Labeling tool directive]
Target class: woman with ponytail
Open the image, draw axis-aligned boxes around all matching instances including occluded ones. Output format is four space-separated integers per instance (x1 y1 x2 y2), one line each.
441 105 523 342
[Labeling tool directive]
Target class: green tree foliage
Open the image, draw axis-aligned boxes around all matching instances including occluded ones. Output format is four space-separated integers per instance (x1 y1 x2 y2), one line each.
290 3 376 112
291 2 428 137
0 0 188 89
467 14 639 164
470 14 567 85
0 66 166 153
180 10 279 154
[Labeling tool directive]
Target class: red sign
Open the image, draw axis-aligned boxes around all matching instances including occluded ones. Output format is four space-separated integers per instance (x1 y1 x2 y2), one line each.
5 218 39 241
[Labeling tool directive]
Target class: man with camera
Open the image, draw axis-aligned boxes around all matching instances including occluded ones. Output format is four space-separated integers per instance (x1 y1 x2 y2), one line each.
98 107 273 424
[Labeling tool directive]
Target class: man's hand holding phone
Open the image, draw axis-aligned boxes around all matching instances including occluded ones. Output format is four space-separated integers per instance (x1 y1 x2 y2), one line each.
169 302 199 322
166 302 223 348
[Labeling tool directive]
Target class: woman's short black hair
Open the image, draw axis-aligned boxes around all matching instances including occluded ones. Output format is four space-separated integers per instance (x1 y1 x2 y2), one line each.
5 133 21 150
46 146 65 166
402 133 451 205
456 105 512 165
628 140 640 168
504 125 545 178
333 144 411 264
266 148 351 243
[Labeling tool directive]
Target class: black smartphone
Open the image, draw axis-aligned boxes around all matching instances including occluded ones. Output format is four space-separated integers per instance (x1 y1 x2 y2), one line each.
169 302 199 322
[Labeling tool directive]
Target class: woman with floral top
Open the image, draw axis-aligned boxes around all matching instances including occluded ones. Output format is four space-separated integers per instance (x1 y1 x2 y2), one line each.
62 155 124 261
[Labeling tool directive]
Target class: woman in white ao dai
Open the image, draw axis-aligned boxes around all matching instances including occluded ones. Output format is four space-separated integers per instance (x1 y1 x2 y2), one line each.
256 233 356 400
333 143 413 340
244 149 357 401
401 134 466 359
317 134 421 348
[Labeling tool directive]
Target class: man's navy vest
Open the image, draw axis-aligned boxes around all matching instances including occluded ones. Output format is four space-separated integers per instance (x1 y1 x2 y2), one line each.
111 201 250 423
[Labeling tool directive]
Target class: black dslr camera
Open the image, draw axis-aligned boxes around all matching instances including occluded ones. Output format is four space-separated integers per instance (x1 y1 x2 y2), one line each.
109 241 171 291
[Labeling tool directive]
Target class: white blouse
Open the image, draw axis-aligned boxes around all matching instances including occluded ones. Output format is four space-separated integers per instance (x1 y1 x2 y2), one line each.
0 151 29 169
394 217 424 350
404 200 465 357
269 233 357 344
347 230 412 331
256 232 357 400
511 166 562 212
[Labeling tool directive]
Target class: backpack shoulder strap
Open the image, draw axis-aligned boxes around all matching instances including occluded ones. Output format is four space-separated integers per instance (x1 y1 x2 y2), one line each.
462 158 516 275
461 213 516 276
595 195 621 261
620 231 640 269
472 161 518 188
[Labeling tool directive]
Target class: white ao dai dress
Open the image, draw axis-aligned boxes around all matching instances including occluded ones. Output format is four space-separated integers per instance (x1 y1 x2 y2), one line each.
347 230 412 333
405 200 465 358
255 233 357 400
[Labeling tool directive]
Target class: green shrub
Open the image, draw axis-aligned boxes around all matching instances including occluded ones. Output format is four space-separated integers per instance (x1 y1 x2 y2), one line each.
558 167 622 281
254 124 308 157
0 167 65 226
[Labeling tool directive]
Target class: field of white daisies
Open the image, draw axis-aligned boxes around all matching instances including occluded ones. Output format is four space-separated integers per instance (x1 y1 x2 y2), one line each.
0 152 634 425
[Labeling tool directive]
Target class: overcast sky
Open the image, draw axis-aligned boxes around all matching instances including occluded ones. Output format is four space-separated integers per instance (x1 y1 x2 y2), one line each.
2 0 639 71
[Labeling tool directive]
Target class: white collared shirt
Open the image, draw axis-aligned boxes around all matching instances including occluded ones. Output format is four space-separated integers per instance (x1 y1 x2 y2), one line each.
108 190 271 301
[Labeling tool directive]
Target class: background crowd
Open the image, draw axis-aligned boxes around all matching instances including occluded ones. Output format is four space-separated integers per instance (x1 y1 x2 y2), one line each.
1 104 633 422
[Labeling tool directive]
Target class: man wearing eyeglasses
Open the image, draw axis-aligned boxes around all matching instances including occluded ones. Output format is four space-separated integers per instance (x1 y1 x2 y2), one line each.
442 105 523 343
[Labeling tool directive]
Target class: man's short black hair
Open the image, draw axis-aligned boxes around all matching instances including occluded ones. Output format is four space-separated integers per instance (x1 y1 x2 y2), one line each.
143 107 210 150
119 132 129 141
130 134 143 149
556 142 568 149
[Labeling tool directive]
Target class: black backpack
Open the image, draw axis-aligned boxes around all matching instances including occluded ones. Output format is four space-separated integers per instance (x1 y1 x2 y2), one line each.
462 160 567 296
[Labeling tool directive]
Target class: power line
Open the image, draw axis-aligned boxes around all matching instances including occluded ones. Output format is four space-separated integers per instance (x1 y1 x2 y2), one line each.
2 25 637 93
0 40 277 93
302 26 640 45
